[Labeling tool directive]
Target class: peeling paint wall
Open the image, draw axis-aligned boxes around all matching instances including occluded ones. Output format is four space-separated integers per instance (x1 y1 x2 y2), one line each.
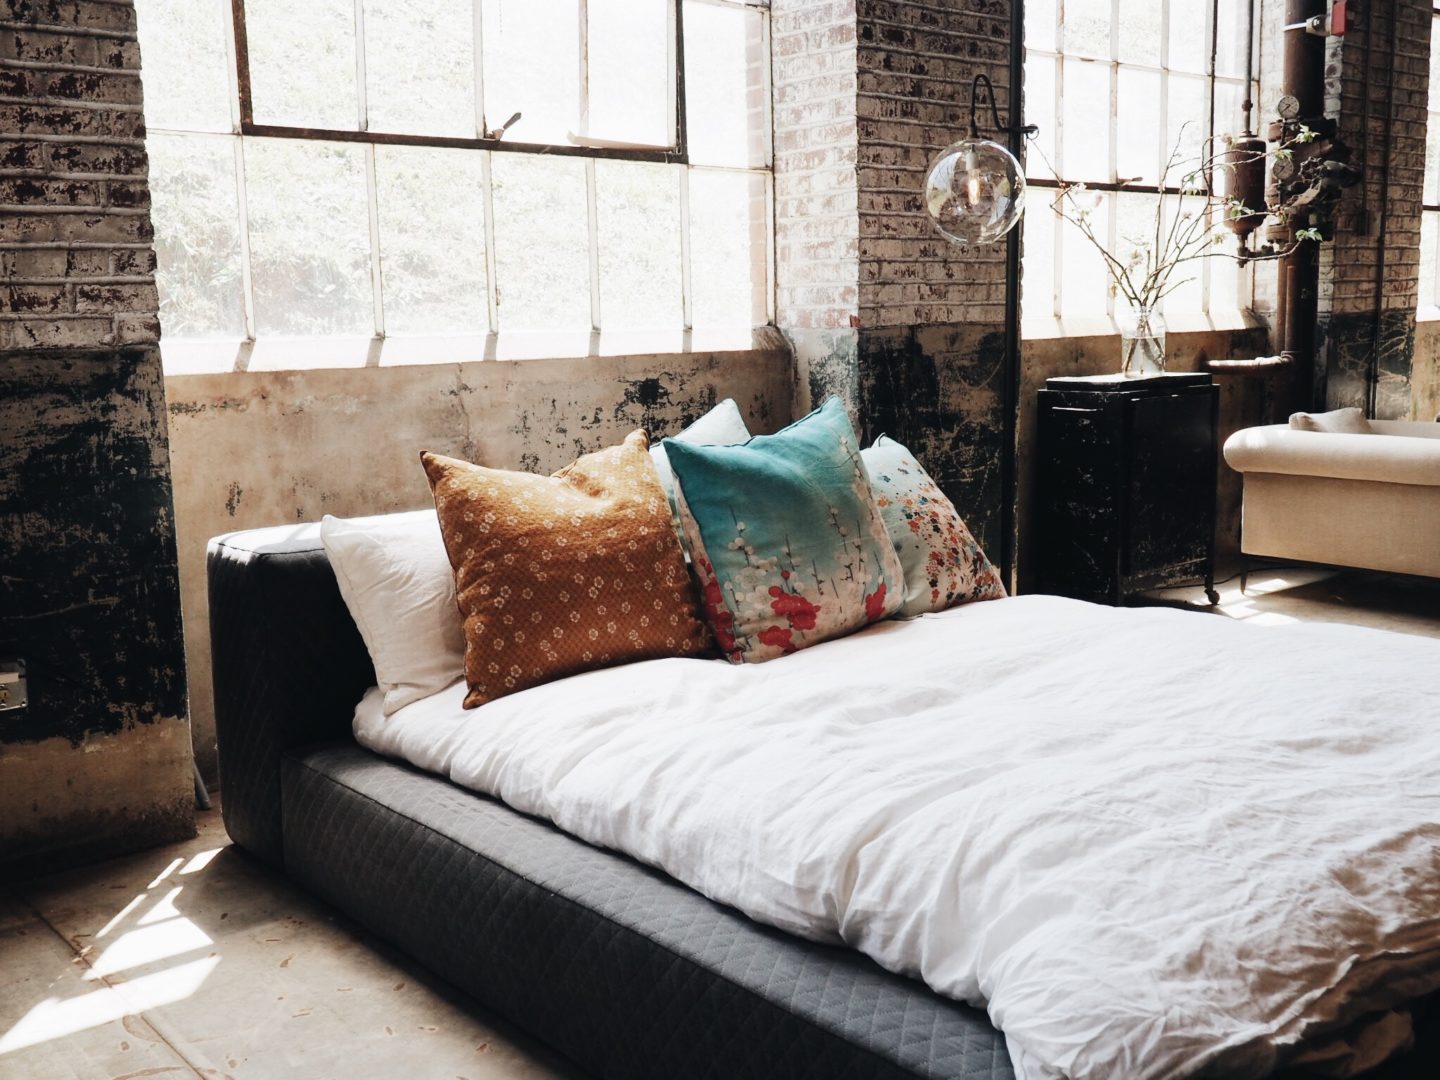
0 0 193 868
167 341 794 787
1412 320 1440 423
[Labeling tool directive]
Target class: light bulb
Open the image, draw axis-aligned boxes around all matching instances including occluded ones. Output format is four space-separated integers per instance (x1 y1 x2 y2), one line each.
923 138 1026 246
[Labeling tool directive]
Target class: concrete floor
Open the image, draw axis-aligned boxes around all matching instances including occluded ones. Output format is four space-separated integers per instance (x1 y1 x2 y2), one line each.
1 809 578 1080
1150 565 1440 639
3 567 1437 1080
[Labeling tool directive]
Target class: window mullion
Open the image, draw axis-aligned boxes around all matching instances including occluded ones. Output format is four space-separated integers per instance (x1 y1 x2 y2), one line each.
579 0 591 138
1157 0 1171 317
233 137 257 345
1201 0 1218 316
364 145 386 339
480 151 500 333
679 165 694 332
1106 0 1119 322
586 158 601 334
474 0 487 136
353 0 369 130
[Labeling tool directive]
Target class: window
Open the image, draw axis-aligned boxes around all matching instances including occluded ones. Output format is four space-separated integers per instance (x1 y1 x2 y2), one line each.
1418 5 1440 311
1021 0 1259 328
135 0 772 371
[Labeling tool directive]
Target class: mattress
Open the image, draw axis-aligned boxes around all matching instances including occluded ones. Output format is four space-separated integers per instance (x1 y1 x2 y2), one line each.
280 742 1013 1080
353 596 1440 1079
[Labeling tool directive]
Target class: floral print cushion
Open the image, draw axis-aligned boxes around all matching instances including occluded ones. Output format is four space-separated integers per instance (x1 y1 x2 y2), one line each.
861 435 1007 617
664 398 904 663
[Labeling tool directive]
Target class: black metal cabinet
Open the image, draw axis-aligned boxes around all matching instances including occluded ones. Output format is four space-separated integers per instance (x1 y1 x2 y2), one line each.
1035 372 1219 606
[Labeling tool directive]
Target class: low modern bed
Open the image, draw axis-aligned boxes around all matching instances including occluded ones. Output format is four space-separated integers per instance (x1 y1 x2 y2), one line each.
209 521 1440 1080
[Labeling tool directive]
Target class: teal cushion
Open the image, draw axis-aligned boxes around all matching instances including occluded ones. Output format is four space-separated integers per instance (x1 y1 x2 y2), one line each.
649 398 752 526
861 435 1006 616
664 398 903 663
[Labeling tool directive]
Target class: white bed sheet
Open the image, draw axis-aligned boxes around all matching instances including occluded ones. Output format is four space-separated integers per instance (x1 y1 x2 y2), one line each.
354 595 1440 1079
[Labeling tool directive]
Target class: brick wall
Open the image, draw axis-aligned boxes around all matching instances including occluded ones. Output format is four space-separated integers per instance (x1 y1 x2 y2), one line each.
772 0 860 336
0 0 159 349
1317 0 1431 417
855 0 1011 329
0 0 192 868
771 0 1018 567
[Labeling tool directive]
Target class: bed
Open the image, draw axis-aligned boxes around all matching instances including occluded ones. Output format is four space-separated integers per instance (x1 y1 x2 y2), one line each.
209 521 1440 1080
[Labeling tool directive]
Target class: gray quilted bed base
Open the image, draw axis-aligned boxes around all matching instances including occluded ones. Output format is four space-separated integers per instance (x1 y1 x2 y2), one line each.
280 742 1014 1080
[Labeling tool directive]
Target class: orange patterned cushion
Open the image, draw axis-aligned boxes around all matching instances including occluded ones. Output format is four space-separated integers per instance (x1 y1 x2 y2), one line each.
421 431 712 708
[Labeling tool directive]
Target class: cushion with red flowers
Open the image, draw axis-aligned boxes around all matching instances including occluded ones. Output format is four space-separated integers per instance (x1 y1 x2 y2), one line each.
663 397 904 663
861 435 1006 617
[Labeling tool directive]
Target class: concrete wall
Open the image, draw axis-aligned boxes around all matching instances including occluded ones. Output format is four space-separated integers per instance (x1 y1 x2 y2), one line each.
168 340 794 787
1411 319 1440 423
0 0 193 868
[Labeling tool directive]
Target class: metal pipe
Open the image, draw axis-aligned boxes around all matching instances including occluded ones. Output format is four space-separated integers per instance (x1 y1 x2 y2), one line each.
999 0 1025 592
1278 0 1327 410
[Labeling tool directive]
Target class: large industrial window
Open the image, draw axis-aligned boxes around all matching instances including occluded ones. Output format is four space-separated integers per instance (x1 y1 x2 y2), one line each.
135 0 772 372
1021 0 1260 329
1417 5 1440 311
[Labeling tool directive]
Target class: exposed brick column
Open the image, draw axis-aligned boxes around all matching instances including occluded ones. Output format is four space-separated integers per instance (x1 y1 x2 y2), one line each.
0 0 192 866
1317 0 1431 417
773 0 1019 557
771 0 862 409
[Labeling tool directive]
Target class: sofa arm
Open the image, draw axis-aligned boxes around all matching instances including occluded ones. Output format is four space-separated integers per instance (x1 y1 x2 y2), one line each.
1223 425 1440 487
209 523 375 868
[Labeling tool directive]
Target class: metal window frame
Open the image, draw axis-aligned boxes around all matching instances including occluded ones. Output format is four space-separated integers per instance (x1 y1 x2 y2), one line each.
147 0 773 363
229 0 690 165
1026 0 1260 320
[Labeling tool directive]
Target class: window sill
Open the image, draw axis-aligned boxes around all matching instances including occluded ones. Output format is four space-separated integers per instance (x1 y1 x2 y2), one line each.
1415 306 1440 325
160 327 785 376
1021 309 1267 341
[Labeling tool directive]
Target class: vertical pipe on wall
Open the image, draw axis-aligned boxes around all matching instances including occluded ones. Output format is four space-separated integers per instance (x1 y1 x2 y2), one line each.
1000 0 1025 590
1279 0 1326 409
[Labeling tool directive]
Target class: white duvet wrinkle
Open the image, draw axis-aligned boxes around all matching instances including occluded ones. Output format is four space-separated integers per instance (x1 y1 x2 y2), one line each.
357 595 1440 1079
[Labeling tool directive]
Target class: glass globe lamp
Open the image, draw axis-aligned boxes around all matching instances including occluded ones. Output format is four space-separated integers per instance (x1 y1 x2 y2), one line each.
924 137 1026 246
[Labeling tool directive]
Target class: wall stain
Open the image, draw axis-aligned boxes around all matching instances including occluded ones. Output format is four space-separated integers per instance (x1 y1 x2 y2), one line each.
224 481 243 517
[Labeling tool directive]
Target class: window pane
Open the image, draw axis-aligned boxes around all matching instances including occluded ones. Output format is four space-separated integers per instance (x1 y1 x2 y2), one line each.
1060 0 1110 60
1426 115 1440 206
596 161 682 330
1215 0 1250 79
245 139 373 336
1021 196 1056 319
134 0 232 133
363 0 474 137
482 0 580 145
1168 3 1210 74
688 169 766 327
375 147 488 335
1209 230 1242 311
1421 212 1439 309
1165 75 1209 185
1026 0 1057 53
588 0 671 146
1057 190 1110 317
684 0 768 168
1157 194 1204 313
1061 56 1110 182
1117 68 1160 187
1116 0 1160 66
1114 190 1157 308
1430 19 1440 113
148 133 246 338
246 0 359 130
490 154 590 331
1025 55 1058 181
1214 78 1248 141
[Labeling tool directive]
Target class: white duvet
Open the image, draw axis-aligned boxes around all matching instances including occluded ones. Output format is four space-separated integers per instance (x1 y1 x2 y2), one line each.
354 595 1440 1079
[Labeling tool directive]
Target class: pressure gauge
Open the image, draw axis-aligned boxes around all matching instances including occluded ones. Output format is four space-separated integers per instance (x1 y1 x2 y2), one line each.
1277 95 1301 121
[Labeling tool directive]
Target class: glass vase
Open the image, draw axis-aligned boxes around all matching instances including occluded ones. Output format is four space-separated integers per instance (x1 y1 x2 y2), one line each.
1119 306 1166 377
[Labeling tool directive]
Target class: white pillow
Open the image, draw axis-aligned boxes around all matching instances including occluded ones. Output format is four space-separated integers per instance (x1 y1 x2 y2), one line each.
649 398 752 516
1289 407 1373 434
321 510 465 716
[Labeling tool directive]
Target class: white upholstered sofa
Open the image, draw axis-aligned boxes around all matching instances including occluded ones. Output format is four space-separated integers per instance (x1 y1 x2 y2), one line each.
1222 420 1440 580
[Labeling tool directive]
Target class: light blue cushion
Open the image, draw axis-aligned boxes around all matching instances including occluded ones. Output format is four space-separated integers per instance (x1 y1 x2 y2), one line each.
664 398 903 663
649 398 752 520
861 435 1007 617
